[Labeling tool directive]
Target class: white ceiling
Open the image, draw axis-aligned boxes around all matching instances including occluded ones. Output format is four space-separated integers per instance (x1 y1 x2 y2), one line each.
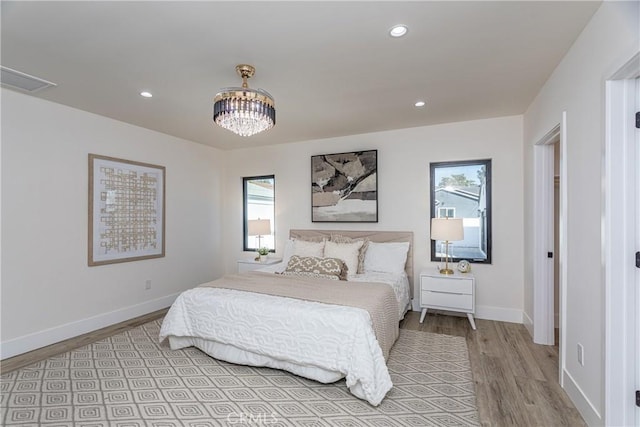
1 1 600 150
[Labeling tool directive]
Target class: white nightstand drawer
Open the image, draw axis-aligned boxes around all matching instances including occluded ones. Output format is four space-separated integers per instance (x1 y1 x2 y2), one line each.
421 290 473 311
422 277 472 294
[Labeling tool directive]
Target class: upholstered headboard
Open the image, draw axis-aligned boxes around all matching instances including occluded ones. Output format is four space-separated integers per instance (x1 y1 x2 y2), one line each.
289 229 414 295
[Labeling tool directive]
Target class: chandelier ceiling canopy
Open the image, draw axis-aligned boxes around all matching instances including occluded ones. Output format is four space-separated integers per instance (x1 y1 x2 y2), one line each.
213 64 275 137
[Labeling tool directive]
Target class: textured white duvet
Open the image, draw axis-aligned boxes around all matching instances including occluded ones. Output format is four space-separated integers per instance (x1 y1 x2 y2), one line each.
160 286 393 405
160 265 411 405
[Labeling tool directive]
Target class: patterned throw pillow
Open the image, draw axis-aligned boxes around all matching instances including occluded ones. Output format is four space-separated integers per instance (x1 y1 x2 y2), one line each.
282 255 347 281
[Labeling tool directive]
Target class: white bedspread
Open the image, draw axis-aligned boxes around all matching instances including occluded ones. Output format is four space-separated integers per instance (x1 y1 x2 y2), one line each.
159 286 393 406
350 271 411 319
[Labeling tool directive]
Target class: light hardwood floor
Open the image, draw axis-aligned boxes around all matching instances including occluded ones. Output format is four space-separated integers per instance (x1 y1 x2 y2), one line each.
2 309 585 426
401 311 586 426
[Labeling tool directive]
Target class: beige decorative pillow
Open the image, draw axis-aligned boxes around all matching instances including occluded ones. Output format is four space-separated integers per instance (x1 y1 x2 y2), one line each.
283 255 347 280
292 239 325 258
330 235 369 273
324 240 364 278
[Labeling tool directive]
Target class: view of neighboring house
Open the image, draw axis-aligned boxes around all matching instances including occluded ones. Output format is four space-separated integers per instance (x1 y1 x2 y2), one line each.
432 162 489 262
434 186 487 260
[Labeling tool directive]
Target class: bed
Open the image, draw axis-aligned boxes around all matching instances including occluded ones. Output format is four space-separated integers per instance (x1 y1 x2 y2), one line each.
159 230 413 406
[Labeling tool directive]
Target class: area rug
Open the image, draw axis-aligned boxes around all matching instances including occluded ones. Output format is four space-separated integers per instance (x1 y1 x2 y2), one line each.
1 320 479 426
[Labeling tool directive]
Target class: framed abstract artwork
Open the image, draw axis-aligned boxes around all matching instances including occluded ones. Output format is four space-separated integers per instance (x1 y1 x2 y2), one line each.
311 150 378 222
88 154 166 266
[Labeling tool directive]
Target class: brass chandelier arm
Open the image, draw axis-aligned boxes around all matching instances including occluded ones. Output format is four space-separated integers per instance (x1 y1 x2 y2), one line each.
236 64 255 89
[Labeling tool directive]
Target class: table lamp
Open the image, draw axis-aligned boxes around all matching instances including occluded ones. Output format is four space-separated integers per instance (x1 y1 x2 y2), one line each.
431 217 464 275
248 218 271 252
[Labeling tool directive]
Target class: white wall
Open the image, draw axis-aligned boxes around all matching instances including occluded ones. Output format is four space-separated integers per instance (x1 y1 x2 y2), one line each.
522 2 639 424
0 91 524 356
1 89 226 358
224 116 524 323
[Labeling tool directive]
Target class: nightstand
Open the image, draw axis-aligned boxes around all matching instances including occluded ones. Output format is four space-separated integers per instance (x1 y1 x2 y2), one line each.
419 269 476 330
237 258 281 273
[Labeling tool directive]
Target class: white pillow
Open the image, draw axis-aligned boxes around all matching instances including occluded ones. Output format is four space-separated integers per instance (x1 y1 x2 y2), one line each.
324 240 364 277
282 238 295 265
292 239 325 258
363 241 410 274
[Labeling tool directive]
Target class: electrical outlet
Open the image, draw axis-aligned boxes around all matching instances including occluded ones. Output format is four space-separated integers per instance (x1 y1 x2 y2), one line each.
577 343 584 366
145 280 152 290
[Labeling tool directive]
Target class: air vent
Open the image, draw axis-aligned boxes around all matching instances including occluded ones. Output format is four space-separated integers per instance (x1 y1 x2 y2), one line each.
1 66 56 93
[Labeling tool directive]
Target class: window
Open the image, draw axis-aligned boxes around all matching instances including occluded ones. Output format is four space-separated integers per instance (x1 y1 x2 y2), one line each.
430 159 491 264
437 207 456 218
243 175 275 252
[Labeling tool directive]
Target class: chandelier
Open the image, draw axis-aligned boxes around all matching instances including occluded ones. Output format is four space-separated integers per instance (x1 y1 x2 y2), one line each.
213 64 276 137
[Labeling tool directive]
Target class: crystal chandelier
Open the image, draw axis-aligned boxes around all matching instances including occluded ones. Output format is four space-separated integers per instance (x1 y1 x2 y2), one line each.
213 64 275 137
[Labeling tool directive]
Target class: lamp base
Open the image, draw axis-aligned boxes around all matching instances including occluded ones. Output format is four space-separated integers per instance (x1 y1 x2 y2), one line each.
439 268 455 275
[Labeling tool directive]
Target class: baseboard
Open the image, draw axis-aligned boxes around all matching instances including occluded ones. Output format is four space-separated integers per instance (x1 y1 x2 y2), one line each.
523 311 534 337
475 305 523 324
409 303 523 324
562 368 602 426
1 293 180 360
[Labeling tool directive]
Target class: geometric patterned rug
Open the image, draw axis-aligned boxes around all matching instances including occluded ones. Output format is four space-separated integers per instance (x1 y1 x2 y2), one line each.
1 319 479 426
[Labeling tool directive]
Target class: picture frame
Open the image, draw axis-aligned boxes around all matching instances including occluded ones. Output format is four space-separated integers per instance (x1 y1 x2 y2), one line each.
311 149 378 222
88 154 166 266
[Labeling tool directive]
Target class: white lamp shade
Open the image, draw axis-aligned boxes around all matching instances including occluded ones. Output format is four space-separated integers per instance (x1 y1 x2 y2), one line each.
430 218 464 241
248 219 271 236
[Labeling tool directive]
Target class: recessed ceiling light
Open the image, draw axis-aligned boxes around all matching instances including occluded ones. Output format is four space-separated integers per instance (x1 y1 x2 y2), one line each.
140 91 153 98
415 100 426 107
389 25 408 38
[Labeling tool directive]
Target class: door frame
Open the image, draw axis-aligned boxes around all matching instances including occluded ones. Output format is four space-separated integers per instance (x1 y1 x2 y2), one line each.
532 127 557 346
604 51 639 427
533 116 567 359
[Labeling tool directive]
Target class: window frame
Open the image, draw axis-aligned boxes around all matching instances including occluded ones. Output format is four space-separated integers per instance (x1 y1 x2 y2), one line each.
243 175 275 252
430 159 492 264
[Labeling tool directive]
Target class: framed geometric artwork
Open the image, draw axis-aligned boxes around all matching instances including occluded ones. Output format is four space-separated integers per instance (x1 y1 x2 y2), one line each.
88 154 166 266
311 149 378 222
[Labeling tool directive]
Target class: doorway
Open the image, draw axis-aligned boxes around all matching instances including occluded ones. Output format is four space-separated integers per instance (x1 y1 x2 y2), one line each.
533 120 566 353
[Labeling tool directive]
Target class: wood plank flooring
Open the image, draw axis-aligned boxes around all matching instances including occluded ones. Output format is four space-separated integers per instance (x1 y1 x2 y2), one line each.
2 309 585 426
401 311 586 426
